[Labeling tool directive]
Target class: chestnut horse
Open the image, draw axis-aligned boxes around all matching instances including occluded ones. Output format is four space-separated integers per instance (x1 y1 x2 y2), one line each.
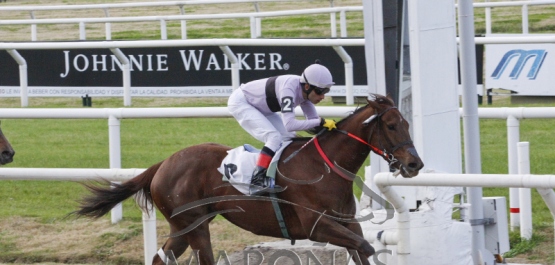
0 122 15 165
74 94 423 265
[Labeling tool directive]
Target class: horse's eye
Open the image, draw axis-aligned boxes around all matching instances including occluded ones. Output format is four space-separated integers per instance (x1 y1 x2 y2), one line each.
387 125 395 130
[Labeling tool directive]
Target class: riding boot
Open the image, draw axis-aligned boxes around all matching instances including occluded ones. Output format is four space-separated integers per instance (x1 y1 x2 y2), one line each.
249 147 282 195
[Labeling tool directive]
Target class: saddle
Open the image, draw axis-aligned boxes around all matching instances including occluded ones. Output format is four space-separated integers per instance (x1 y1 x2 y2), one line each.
217 142 291 195
217 141 295 244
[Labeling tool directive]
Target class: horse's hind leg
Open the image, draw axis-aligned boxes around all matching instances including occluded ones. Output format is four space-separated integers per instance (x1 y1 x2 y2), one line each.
184 222 215 265
152 235 189 265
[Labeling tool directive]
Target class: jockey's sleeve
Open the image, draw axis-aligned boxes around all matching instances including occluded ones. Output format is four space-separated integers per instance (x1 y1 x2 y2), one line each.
282 111 321 132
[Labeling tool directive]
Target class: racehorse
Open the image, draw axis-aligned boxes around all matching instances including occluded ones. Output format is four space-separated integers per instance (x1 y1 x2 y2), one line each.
73 94 424 265
0 122 15 165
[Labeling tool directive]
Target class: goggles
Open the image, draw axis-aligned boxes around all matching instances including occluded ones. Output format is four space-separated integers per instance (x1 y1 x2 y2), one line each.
313 86 331 95
302 71 331 95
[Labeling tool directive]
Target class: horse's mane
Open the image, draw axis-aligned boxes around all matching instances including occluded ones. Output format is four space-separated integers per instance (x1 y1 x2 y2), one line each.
296 94 393 139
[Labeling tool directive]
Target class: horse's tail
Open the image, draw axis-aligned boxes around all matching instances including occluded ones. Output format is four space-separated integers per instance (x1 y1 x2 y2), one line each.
72 161 163 219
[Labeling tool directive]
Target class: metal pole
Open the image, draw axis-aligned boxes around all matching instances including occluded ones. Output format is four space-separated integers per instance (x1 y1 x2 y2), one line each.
6 49 29 107
179 5 187 39
458 0 488 264
219 46 240 89
110 48 132 106
522 4 529 34
507 115 521 230
104 9 111 40
30 11 37 41
517 142 532 239
79 21 86 40
108 115 123 224
160 19 167 40
332 46 354 105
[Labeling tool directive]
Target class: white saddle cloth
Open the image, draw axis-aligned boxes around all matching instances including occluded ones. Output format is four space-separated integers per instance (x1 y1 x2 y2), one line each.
217 141 291 195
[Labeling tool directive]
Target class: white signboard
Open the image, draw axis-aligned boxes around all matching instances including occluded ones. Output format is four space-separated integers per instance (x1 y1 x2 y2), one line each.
485 43 554 96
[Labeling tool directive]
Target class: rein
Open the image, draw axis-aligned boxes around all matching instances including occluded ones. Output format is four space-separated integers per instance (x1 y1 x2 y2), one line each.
312 105 413 181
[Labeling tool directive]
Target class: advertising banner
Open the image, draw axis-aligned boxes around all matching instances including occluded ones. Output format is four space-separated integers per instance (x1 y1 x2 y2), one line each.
0 45 368 97
485 43 553 96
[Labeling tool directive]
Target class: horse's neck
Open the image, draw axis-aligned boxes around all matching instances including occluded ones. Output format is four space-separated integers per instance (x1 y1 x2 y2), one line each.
319 130 371 174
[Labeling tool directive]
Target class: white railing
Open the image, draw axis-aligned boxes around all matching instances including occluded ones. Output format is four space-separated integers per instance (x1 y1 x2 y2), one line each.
469 0 555 34
0 38 364 107
0 106 553 264
0 1 359 41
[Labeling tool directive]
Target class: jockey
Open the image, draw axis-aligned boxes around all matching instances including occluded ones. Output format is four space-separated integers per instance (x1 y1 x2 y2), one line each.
227 62 337 195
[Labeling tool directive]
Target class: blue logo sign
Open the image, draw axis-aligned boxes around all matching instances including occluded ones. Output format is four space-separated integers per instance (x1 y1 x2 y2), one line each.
491 49 547 80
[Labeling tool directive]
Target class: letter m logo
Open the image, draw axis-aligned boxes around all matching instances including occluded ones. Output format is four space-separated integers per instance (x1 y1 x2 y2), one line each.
491 49 547 80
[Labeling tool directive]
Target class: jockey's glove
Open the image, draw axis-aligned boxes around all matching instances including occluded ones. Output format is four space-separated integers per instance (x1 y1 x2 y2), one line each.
320 117 337 131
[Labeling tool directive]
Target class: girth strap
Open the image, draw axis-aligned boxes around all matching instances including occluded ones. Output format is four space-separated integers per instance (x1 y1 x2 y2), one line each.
269 192 295 245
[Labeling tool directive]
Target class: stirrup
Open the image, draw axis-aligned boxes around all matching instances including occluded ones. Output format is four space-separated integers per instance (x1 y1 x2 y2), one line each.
249 182 284 196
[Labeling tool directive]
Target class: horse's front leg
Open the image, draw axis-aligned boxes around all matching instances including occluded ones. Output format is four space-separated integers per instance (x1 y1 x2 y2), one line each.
343 221 375 265
302 215 374 265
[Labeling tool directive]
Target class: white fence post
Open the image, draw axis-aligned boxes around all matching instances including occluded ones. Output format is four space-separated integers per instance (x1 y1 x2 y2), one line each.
104 9 111 41
219 45 240 89
332 46 354 105
507 115 521 230
160 19 167 40
179 5 187 39
6 49 28 108
29 11 37 41
109 48 132 106
109 115 123 224
79 22 86 40
517 142 532 239
522 4 529 34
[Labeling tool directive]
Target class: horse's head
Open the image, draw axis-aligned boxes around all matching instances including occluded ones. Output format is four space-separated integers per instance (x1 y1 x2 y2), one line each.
363 94 423 178
0 123 15 165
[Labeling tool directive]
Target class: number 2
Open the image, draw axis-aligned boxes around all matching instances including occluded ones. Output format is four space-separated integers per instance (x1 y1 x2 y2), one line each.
281 96 293 112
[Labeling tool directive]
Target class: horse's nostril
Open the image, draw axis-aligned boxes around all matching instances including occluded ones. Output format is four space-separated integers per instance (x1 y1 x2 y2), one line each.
2 150 14 159
408 161 423 170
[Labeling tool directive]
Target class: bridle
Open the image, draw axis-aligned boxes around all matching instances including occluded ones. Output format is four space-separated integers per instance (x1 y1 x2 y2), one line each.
313 105 413 181
340 106 412 165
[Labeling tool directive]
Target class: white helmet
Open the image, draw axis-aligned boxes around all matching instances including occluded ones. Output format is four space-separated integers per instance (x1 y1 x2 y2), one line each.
301 64 335 89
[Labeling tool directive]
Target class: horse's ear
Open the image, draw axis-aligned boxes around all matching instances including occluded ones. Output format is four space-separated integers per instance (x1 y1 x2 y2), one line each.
367 94 382 111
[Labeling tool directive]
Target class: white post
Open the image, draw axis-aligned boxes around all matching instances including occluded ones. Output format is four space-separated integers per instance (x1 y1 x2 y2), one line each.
253 2 262 38
522 4 529 34
362 0 389 211
220 46 239 89
517 142 532 239
179 5 187 39
160 20 167 40
110 48 131 106
104 9 111 41
136 193 157 265
459 0 492 263
485 7 492 35
30 11 37 41
6 49 29 107
249 16 257 39
79 22 86 40
332 46 354 105
108 115 123 224
340 10 347 38
507 115 521 230
330 12 337 38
